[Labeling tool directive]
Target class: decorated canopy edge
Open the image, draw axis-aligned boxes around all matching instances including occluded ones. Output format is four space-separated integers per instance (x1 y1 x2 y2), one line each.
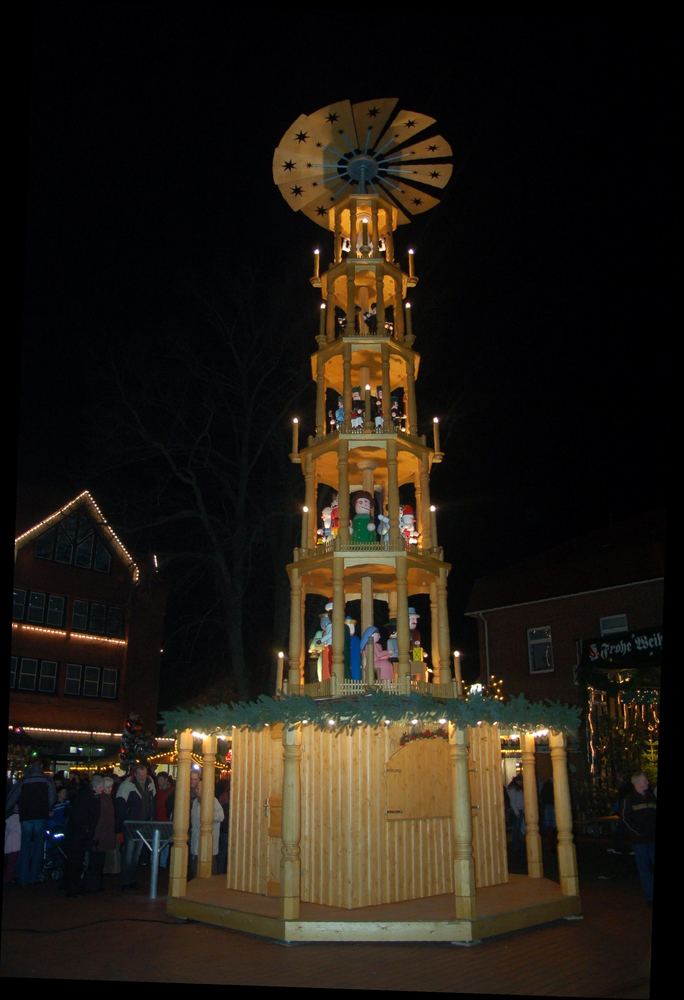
160 692 581 737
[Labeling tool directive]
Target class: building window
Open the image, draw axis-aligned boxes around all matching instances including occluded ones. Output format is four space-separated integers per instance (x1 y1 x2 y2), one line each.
34 512 112 574
13 589 27 620
17 657 38 690
101 668 118 699
71 600 125 637
46 595 66 627
600 614 629 636
14 590 66 628
12 658 59 694
527 626 554 674
64 662 118 699
83 665 100 697
26 592 46 623
38 660 58 693
65 662 83 695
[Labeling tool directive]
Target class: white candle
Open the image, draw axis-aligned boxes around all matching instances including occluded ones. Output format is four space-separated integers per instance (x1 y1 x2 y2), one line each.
408 248 415 278
319 302 326 337
313 248 320 278
292 418 299 454
430 504 438 547
405 301 413 338
276 652 285 694
301 505 309 548
433 416 440 452
453 650 463 695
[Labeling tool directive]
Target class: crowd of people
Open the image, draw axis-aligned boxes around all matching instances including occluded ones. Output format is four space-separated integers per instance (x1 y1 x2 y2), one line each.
5 759 231 895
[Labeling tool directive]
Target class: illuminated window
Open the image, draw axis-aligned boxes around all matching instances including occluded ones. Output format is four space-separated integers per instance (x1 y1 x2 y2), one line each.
527 626 554 674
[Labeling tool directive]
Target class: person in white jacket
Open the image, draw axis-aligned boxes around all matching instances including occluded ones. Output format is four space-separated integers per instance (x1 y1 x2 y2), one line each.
189 780 225 877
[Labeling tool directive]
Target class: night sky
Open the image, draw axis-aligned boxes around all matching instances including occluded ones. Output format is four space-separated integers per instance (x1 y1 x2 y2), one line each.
18 10 671 698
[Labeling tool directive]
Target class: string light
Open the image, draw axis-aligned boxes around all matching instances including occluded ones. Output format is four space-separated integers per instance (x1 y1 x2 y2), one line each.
15 490 140 582
11 622 127 646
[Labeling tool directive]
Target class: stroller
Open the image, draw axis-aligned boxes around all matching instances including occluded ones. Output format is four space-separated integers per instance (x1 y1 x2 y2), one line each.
42 823 68 882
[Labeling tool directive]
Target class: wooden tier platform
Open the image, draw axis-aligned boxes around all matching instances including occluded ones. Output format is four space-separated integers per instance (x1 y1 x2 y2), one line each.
167 874 581 944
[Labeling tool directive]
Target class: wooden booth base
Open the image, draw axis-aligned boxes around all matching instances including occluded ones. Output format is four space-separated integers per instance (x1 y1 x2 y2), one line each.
167 875 581 944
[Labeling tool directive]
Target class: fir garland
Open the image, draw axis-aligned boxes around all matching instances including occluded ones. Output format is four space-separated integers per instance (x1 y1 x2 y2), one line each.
160 690 581 737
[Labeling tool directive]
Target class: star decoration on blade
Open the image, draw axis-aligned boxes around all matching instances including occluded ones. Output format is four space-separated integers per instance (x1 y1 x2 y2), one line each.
273 98 453 229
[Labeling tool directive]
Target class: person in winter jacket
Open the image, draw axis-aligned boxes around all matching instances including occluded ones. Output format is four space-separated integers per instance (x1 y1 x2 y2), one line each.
621 772 656 904
6 760 56 886
115 763 155 889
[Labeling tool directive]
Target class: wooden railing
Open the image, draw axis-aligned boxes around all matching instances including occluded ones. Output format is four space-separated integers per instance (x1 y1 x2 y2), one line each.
295 677 461 699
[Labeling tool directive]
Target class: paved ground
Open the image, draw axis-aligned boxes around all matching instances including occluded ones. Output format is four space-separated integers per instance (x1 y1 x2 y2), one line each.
1 841 655 994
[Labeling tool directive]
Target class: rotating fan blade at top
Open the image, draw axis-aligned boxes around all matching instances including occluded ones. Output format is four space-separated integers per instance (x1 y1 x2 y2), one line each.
272 98 453 228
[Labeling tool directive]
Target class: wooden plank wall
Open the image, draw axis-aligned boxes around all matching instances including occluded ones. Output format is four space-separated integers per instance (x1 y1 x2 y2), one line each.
227 722 507 908
227 726 283 894
468 725 508 888
300 726 454 908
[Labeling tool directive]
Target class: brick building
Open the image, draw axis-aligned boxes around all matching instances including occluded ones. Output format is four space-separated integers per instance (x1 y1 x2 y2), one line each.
465 510 664 791
11 490 167 770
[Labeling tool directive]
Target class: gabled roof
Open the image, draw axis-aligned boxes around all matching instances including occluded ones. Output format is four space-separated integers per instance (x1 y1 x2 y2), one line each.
466 509 665 614
14 489 140 582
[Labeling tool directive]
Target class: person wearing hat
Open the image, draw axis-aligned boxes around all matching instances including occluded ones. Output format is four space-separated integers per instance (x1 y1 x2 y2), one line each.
350 490 376 543
360 626 394 682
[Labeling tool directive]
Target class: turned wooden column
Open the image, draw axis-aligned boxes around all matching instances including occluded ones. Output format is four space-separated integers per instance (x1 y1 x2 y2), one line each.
521 733 543 878
198 734 217 878
334 209 342 263
381 342 391 431
387 437 400 548
437 566 451 687
326 290 335 340
337 446 350 546
332 556 346 684
549 731 580 896
315 364 326 436
346 270 355 331
287 570 302 688
280 724 302 920
406 355 418 435
361 575 374 634
430 581 441 683
343 342 352 426
396 556 410 679
303 456 315 548
419 456 432 548
375 265 385 333
169 728 193 898
450 724 476 920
